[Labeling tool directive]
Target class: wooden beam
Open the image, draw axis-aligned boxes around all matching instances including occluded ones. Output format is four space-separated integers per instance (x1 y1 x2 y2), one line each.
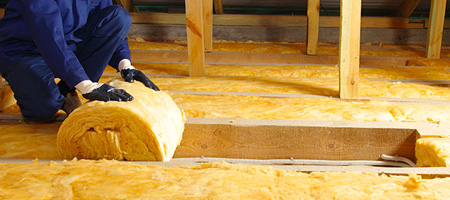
185 0 206 77
393 0 422 17
130 13 424 29
213 0 224 14
307 0 320 55
203 0 213 53
130 51 411 66
339 0 361 99
115 0 134 12
426 0 447 59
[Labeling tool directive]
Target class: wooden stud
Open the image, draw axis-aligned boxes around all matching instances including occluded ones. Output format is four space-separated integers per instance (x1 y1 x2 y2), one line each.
185 0 206 77
425 0 447 59
203 0 213 53
307 0 320 55
393 0 422 17
339 0 361 99
213 0 224 14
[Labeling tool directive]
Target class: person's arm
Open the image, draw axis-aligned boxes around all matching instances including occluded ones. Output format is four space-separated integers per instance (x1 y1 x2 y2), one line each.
18 0 133 101
18 0 89 88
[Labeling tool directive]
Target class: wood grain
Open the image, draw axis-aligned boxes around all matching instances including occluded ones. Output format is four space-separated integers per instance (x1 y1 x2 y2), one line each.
185 0 206 76
339 0 361 99
307 0 320 55
425 0 447 59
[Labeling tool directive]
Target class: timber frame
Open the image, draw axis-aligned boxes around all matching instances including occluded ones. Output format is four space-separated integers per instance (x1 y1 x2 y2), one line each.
106 0 447 99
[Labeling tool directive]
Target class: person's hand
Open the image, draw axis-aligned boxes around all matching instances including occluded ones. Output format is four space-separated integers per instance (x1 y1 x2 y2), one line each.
121 69 160 91
118 59 160 91
75 80 133 102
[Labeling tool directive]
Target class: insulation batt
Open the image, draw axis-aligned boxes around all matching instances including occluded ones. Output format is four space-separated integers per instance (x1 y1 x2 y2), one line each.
416 137 450 167
0 160 450 199
57 79 186 161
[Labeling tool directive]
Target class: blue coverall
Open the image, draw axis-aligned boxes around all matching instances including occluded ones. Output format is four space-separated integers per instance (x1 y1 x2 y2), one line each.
0 0 132 122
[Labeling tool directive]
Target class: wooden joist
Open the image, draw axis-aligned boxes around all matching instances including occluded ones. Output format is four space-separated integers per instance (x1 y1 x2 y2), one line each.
130 13 425 29
393 0 422 17
339 0 361 99
426 0 447 59
307 0 320 55
185 0 206 77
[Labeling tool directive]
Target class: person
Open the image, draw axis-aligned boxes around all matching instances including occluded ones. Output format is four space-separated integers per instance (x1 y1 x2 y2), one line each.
0 0 159 123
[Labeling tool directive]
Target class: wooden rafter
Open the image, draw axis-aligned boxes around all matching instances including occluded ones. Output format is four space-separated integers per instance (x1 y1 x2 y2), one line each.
393 0 422 17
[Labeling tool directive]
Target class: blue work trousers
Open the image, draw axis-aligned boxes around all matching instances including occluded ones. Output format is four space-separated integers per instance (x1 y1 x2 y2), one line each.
1 5 131 122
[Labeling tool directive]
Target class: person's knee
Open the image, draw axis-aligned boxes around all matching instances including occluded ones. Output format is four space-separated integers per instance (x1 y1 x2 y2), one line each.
21 94 64 123
107 5 132 33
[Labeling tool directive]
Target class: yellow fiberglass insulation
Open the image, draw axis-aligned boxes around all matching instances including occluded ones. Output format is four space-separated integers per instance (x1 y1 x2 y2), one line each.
416 137 450 167
56 79 186 161
1 160 450 199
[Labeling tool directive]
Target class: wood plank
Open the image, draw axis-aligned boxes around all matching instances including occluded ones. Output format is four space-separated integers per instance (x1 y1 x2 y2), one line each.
426 0 447 59
130 51 410 66
173 118 417 161
213 0 224 14
307 0 320 55
339 0 361 99
203 0 213 52
393 0 422 17
130 12 424 29
185 0 206 77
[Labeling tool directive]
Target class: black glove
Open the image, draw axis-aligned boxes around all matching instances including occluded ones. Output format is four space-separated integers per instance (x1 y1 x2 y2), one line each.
121 69 160 91
82 84 133 102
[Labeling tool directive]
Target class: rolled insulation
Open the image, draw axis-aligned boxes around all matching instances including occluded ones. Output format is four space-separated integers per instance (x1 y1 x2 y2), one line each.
57 79 185 161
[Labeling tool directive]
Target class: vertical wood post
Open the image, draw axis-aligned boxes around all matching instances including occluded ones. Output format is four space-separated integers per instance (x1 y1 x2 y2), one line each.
116 0 134 12
213 0 224 14
203 0 213 53
425 0 447 59
307 0 320 55
185 0 206 77
339 0 361 99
